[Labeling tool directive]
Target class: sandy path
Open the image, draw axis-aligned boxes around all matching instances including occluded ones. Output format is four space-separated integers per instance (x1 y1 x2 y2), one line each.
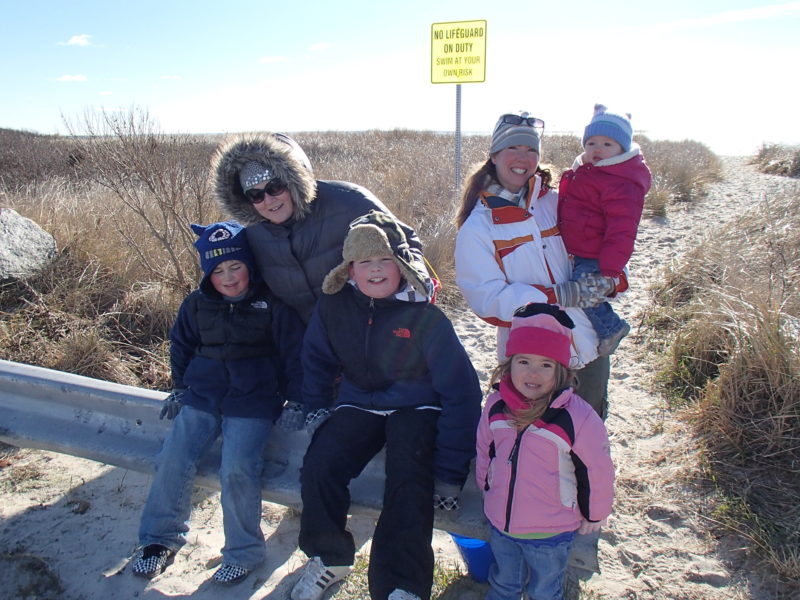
1 156 794 599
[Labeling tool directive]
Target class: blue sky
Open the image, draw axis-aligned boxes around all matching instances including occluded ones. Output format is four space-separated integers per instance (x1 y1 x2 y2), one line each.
2 0 799 155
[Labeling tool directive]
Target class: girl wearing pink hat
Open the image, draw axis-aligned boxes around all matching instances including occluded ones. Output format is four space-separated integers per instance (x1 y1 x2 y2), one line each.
476 303 614 600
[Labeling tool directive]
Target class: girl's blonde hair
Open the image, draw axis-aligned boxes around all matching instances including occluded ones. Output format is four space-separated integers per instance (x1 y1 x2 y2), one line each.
454 159 554 229
489 355 577 428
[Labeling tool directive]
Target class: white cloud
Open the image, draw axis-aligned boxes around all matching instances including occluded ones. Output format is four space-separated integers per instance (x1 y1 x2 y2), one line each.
160 75 182 80
100 91 113 96
258 56 287 64
56 74 87 82
309 42 331 52
59 34 92 46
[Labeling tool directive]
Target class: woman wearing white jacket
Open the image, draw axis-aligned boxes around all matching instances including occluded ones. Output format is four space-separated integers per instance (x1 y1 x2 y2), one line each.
454 111 621 416
454 111 621 594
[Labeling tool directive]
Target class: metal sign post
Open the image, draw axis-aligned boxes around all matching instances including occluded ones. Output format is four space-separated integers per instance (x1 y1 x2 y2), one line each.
455 83 462 200
431 20 487 203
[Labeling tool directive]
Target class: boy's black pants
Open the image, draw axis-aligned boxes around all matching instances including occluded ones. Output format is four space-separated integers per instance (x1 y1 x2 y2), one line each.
299 406 438 600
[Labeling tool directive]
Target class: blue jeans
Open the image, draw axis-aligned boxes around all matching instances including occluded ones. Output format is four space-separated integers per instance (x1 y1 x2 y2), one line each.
138 405 271 569
571 256 626 342
486 526 575 600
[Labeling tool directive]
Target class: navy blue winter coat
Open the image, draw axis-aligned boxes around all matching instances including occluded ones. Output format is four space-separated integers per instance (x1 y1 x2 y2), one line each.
170 281 304 420
301 284 482 487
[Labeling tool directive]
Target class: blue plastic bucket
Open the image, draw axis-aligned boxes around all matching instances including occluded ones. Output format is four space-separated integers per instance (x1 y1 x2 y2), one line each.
449 533 495 583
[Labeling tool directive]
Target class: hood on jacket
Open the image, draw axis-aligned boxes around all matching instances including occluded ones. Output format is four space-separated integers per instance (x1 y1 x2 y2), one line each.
210 132 318 226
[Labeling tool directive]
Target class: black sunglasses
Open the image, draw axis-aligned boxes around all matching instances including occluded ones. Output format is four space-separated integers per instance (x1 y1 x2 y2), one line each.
245 178 288 203
500 114 545 129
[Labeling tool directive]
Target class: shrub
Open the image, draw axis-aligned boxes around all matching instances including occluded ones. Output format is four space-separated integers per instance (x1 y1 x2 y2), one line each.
63 107 220 292
0 128 78 190
638 137 723 204
649 185 800 580
751 143 800 178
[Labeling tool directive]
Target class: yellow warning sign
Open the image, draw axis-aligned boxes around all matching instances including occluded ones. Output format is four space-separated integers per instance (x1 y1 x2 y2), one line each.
431 20 486 84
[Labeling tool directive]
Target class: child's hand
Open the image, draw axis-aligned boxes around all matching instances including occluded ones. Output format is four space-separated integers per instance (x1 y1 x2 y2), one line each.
159 389 186 420
433 481 461 511
577 517 608 534
275 401 305 431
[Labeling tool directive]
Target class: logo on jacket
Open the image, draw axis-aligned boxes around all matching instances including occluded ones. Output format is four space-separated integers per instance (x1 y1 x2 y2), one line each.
250 301 269 310
392 328 411 338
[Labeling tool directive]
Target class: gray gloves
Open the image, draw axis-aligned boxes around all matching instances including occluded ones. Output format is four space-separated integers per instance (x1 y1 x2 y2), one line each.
434 481 461 511
159 389 186 420
276 404 331 434
275 401 305 431
304 408 331 435
581 273 617 298
553 274 616 308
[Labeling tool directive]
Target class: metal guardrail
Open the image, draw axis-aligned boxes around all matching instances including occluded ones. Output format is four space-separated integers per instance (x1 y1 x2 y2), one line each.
0 358 488 539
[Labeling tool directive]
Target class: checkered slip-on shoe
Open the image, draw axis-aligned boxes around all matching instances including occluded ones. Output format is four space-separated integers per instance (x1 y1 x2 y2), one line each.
131 544 175 579
211 563 250 585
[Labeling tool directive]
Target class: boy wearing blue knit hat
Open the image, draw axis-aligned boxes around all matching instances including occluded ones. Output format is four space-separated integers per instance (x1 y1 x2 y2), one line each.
131 221 304 587
557 104 653 356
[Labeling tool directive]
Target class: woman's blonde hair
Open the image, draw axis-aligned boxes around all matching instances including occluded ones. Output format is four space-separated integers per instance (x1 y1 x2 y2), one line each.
488 355 577 428
454 159 554 229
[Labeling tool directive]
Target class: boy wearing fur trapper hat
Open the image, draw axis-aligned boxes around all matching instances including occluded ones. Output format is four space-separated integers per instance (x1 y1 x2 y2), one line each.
290 211 482 600
477 303 614 600
132 221 304 587
557 104 653 356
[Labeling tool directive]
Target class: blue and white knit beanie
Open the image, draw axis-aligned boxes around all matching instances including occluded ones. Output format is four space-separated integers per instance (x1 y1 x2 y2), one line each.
490 111 542 155
582 104 633 152
191 221 256 282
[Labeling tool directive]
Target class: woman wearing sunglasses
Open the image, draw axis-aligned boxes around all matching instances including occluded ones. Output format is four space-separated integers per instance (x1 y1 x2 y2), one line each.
454 111 615 596
211 132 432 325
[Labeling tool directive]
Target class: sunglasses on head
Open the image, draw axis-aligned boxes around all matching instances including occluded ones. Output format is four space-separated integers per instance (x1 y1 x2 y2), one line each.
500 114 545 129
245 178 288 203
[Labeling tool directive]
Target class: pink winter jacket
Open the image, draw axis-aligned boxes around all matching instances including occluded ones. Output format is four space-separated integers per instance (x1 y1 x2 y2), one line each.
475 387 614 535
557 146 652 277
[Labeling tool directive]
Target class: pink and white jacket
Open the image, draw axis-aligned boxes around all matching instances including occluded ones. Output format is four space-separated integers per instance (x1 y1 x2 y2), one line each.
475 384 614 535
558 145 652 277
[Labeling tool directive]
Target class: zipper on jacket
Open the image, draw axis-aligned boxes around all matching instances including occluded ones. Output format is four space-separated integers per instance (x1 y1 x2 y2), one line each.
504 425 528 532
365 298 375 399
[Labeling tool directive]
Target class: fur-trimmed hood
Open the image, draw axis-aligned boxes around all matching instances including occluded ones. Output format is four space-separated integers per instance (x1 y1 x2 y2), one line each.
210 133 318 226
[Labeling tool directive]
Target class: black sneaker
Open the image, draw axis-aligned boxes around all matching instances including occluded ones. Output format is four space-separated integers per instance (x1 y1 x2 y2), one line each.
131 544 175 579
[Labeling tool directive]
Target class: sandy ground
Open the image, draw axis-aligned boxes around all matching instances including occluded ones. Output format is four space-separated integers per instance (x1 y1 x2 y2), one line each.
1 156 795 599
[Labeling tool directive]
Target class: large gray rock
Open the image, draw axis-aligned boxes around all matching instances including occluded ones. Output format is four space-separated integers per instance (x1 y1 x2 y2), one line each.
0 208 57 280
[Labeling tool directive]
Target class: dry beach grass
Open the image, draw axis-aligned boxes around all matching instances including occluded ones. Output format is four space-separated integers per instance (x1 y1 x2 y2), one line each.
1 118 799 598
